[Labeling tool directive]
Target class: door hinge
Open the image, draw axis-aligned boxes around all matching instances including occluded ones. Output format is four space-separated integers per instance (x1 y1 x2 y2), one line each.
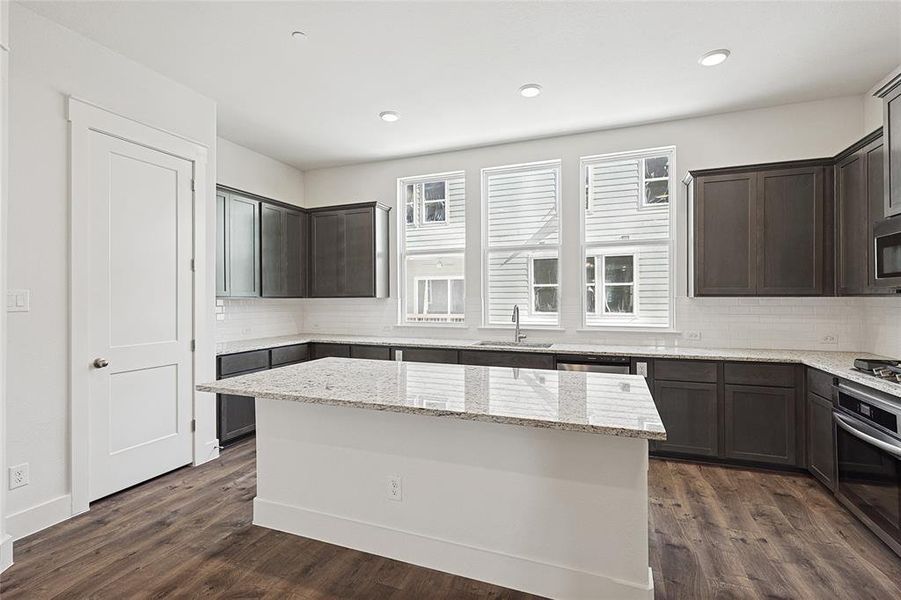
190 258 196 272
190 339 196 352
191 419 196 432
191 179 196 192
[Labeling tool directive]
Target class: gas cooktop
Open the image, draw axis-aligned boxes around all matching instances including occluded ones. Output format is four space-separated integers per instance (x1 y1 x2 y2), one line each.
854 358 901 384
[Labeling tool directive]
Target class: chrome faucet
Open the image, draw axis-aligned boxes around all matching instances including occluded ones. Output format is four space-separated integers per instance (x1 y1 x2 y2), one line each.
511 305 527 344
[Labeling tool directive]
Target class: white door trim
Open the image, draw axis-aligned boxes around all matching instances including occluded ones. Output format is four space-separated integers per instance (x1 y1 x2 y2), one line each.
68 96 209 515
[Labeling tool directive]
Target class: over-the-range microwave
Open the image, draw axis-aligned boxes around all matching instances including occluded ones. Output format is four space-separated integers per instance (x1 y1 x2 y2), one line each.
874 215 901 288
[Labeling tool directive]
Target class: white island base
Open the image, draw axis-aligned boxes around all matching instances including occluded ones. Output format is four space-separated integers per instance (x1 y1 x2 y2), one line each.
253 398 654 599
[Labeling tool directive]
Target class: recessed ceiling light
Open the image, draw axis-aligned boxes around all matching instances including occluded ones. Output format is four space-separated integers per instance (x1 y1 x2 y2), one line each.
291 31 307 39
519 83 542 98
698 49 730 67
379 111 399 122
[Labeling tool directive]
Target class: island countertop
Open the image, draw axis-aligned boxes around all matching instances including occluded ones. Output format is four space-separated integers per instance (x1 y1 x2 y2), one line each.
197 357 666 440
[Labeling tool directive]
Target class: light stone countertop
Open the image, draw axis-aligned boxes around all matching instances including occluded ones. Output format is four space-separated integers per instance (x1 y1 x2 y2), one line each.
215 333 901 398
197 357 666 440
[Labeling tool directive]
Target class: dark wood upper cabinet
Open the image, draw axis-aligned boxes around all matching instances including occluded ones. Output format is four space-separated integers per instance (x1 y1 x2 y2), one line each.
835 131 886 296
757 166 825 295
836 152 868 294
877 74 901 217
694 173 758 295
692 161 829 296
216 190 228 297
216 186 386 299
866 140 886 289
310 203 390 298
261 203 307 298
223 191 261 298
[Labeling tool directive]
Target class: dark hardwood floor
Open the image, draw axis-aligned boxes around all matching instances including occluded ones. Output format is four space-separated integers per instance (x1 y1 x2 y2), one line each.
2 437 900 599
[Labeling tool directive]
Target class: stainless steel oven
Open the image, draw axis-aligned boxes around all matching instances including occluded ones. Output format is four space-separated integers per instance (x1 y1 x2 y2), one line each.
833 381 901 556
874 216 901 288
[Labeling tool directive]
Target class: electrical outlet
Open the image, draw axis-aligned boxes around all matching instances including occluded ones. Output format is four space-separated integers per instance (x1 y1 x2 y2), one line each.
821 334 837 345
386 476 403 501
9 463 29 489
684 330 702 341
635 361 648 377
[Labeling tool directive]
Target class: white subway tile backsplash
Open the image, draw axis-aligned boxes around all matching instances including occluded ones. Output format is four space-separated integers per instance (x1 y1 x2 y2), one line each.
215 293 899 357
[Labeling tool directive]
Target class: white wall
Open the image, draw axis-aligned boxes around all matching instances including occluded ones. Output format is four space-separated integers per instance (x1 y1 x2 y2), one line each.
0 0 10 573
217 137 304 207
215 136 307 342
4 4 217 539
297 95 883 351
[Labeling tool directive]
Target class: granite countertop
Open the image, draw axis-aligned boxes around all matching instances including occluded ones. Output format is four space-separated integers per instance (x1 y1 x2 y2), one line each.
215 333 901 398
197 357 666 440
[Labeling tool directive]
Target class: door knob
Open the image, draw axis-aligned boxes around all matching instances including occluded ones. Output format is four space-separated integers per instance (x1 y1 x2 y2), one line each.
93 358 109 369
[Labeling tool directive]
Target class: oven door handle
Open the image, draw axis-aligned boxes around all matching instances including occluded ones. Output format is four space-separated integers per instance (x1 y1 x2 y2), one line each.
834 412 901 459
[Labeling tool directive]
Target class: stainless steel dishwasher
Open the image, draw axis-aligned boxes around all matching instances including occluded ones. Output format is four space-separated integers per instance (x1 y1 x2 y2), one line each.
555 355 631 373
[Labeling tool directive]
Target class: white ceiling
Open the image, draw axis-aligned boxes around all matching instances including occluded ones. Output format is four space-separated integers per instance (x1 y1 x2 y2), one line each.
23 1 901 170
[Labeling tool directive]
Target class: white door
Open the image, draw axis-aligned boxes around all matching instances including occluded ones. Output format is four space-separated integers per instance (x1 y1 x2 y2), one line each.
87 131 194 502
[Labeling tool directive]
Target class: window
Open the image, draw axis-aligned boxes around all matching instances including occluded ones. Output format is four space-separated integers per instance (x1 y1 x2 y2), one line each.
641 155 670 207
530 257 558 313
416 277 464 317
404 180 447 226
581 147 674 328
482 161 561 326
398 172 465 325
586 254 636 314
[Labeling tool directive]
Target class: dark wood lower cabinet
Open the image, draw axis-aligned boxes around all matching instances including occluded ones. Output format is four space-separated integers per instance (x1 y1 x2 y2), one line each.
807 391 836 489
394 347 460 364
724 384 797 465
217 393 256 445
350 344 392 360
310 343 351 359
459 350 554 369
650 380 719 457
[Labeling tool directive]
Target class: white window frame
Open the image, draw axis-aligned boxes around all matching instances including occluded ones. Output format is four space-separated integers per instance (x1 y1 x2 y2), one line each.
396 171 465 327
528 255 559 315
639 154 671 210
579 147 676 331
481 159 562 328
586 252 639 316
414 276 465 319
404 183 416 226
420 180 448 225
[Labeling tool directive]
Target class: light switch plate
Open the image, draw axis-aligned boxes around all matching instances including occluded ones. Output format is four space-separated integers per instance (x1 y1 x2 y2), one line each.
7 289 30 312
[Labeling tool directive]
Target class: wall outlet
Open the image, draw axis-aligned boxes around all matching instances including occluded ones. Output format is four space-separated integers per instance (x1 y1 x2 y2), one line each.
9 463 29 489
683 330 702 341
635 361 648 377
821 334 837 345
386 475 403 501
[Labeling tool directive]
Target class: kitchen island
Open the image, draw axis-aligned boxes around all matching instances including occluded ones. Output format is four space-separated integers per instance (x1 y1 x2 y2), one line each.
198 357 665 599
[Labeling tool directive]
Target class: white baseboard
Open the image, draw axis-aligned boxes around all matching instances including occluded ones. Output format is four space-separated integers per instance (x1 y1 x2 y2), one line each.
254 497 654 600
0 533 13 572
5 494 72 542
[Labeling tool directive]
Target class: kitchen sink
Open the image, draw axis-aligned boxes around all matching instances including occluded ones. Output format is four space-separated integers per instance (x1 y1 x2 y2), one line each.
475 341 553 349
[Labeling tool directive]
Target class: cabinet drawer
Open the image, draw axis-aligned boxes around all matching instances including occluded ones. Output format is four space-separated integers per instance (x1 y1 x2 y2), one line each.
394 347 459 364
219 350 270 377
806 368 834 400
724 362 795 388
311 343 352 359
351 345 392 360
270 344 310 367
653 359 718 383
459 350 555 370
